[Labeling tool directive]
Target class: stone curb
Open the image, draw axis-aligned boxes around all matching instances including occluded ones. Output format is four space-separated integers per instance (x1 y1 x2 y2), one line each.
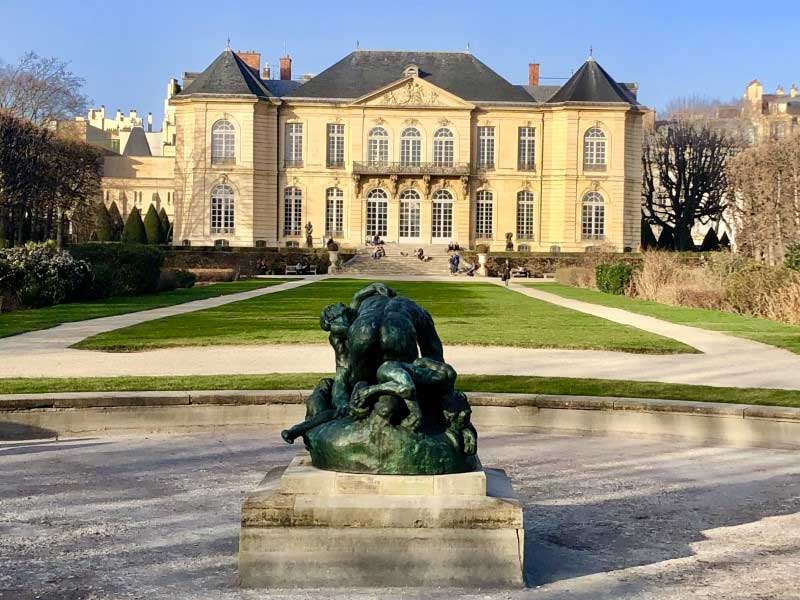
1 389 797 422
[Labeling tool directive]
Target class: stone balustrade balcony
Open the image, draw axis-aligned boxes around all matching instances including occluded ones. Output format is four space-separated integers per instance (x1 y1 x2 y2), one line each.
352 161 472 177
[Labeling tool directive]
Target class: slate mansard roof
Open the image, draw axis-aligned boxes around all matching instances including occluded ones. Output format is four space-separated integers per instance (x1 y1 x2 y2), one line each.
178 48 639 107
122 126 152 157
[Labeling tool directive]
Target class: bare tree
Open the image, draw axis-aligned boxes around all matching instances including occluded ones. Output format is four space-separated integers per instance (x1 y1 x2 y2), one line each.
0 51 89 125
728 134 800 265
642 120 737 251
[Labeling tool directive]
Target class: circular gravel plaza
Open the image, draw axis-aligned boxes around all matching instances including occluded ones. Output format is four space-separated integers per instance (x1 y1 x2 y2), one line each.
2 428 799 600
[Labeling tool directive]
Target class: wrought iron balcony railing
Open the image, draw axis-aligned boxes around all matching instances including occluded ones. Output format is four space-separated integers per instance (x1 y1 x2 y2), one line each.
583 163 607 172
352 161 471 176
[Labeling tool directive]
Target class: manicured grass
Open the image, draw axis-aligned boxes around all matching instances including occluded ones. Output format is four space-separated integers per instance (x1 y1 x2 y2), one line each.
74 279 695 354
528 283 800 354
1 373 798 408
0 279 287 339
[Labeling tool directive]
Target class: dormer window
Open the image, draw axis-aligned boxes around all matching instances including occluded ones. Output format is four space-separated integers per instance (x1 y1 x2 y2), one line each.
403 63 419 78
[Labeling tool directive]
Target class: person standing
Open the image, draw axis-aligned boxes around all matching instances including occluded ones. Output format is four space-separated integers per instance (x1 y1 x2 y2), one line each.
501 260 511 286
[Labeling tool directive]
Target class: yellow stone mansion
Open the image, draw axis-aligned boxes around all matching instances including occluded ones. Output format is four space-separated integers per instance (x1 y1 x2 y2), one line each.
100 48 646 251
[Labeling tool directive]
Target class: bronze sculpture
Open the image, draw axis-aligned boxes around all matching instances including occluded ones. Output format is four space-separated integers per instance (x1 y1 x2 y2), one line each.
282 282 478 474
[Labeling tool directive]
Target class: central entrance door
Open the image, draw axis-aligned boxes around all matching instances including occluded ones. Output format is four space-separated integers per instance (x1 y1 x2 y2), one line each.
398 189 421 243
431 189 454 243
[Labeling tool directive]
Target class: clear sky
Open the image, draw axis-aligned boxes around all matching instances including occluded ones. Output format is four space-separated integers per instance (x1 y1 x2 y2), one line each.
1 0 798 123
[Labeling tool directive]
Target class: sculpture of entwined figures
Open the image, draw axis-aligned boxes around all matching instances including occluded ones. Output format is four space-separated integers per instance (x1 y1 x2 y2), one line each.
281 283 479 475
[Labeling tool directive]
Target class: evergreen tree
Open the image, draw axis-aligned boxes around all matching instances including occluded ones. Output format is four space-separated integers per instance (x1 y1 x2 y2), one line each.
158 207 171 243
699 228 721 252
143 204 164 244
93 201 113 242
719 231 731 249
107 201 124 240
657 227 675 250
641 217 658 250
121 207 147 244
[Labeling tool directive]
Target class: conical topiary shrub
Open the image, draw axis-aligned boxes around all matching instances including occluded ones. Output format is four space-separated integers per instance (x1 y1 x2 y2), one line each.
143 204 164 245
719 232 731 249
158 207 171 243
699 228 721 252
108 201 124 241
657 227 675 250
121 207 147 244
641 218 658 250
94 201 114 242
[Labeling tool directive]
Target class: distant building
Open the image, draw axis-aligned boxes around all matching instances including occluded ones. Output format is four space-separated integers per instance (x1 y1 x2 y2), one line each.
741 80 800 143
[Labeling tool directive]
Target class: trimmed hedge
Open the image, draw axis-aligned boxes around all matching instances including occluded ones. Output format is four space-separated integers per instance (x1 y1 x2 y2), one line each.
121 207 147 244
69 243 164 298
596 262 635 295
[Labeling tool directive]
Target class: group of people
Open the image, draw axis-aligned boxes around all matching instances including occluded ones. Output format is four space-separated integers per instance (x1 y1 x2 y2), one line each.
448 252 476 276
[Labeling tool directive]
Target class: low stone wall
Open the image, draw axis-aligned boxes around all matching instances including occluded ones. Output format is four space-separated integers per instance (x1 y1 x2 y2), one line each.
2 390 798 450
162 248 356 277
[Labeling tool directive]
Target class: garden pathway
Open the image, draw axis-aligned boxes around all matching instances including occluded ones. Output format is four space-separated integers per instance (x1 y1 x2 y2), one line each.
2 276 800 390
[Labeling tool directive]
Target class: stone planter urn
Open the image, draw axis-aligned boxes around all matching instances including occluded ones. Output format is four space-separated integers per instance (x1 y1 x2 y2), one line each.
477 253 488 277
328 250 339 272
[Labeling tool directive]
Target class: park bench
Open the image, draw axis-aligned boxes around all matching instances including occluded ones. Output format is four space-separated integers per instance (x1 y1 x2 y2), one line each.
285 265 318 275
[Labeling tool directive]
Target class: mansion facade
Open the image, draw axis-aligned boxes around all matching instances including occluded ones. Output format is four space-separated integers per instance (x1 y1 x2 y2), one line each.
100 48 645 251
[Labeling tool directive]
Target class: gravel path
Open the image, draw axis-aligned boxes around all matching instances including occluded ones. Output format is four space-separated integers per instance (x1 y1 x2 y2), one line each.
2 276 800 389
1 429 799 599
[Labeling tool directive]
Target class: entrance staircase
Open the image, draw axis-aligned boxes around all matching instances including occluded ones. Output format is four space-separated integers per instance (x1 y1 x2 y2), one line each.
339 244 457 277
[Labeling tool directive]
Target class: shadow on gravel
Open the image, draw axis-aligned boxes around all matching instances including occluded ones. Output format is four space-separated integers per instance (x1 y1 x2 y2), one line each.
0 422 58 441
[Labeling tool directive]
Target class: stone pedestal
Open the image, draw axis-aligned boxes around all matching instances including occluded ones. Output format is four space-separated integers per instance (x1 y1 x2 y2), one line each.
239 455 524 588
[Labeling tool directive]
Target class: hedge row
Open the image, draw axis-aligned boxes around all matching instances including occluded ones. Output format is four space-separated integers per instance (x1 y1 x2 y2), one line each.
69 243 164 298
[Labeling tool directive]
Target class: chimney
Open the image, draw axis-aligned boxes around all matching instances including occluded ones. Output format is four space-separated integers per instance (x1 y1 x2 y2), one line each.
528 63 540 87
776 85 785 96
791 84 798 98
236 50 261 74
262 62 271 79
147 112 153 133
280 55 292 81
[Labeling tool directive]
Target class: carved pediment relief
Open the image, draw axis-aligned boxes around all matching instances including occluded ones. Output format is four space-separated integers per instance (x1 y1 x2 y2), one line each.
353 77 474 109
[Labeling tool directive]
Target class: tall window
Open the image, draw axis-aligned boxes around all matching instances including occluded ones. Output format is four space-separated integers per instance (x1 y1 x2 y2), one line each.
475 190 493 238
477 126 494 169
518 127 535 170
366 188 388 237
400 127 421 166
581 191 605 240
284 186 302 236
210 184 235 234
326 123 345 168
432 128 454 166
325 188 344 236
516 191 535 240
432 189 453 240
367 127 389 164
583 127 606 170
285 122 303 167
399 189 421 239
211 120 235 165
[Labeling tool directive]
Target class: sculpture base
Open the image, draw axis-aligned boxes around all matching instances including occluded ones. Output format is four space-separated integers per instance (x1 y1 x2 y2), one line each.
239 455 524 588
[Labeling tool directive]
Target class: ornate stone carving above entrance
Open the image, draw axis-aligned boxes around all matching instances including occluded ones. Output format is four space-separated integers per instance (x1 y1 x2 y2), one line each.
380 80 442 106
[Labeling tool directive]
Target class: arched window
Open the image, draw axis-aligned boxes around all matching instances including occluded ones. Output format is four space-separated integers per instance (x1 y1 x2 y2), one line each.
432 128 454 167
367 127 389 164
211 120 235 165
475 190 493 238
581 191 605 240
284 187 302 236
366 188 388 237
432 189 453 240
399 189 421 239
583 127 606 170
325 187 344 237
210 184 235 234
516 191 535 240
400 127 421 166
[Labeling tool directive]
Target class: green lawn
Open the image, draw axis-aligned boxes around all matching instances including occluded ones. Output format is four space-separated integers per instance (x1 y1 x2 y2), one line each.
0 279 287 339
1 373 798 408
528 283 800 354
74 279 695 354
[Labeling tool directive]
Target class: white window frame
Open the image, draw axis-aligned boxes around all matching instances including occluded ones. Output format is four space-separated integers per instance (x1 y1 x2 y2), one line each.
326 123 345 168
400 127 421 166
516 191 535 240
398 189 421 240
211 120 235 165
431 189 453 240
284 186 303 236
366 188 388 237
581 191 605 240
477 126 495 169
583 127 607 170
367 127 389 164
432 128 454 166
325 187 344 237
210 184 235 234
475 190 493 238
285 122 303 167
518 126 535 171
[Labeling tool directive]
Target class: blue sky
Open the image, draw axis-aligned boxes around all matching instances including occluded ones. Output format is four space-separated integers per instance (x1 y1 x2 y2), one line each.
1 0 798 122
